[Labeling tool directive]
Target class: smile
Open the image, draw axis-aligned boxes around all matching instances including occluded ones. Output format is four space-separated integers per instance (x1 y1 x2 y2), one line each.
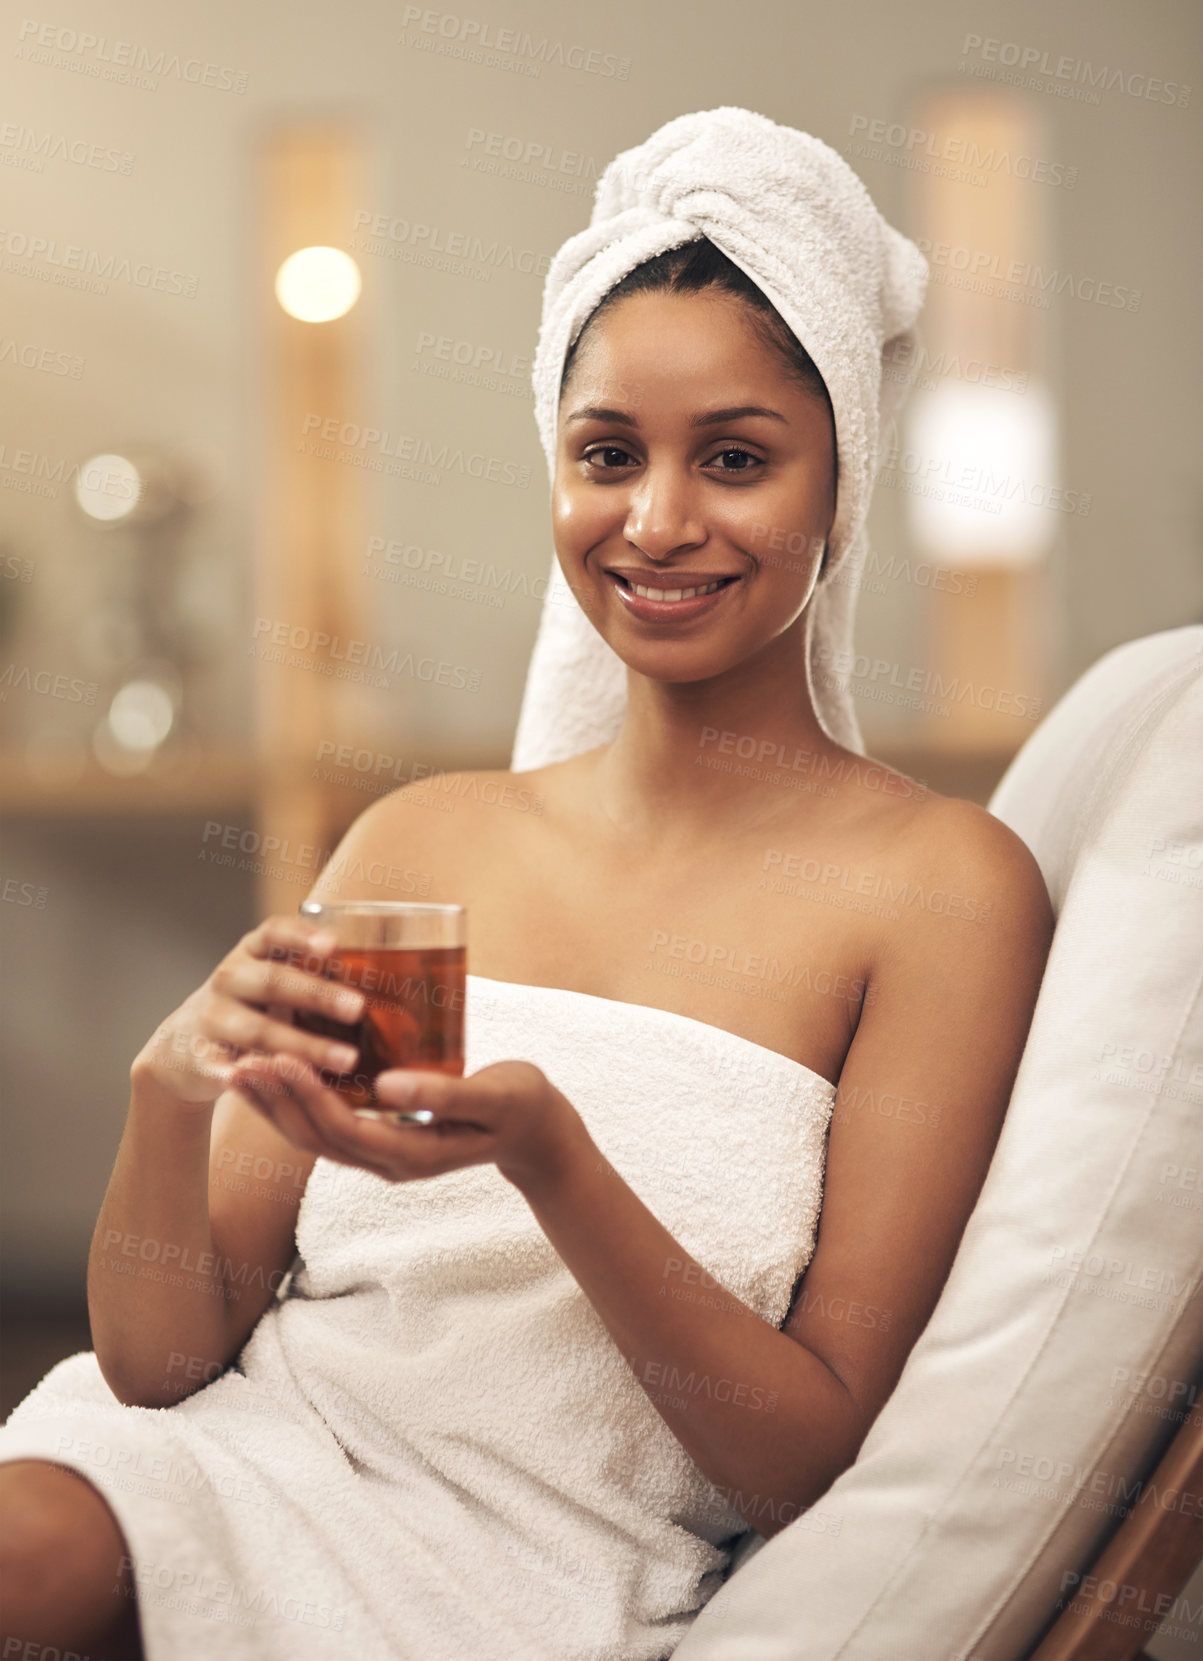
604 569 742 620
629 578 725 600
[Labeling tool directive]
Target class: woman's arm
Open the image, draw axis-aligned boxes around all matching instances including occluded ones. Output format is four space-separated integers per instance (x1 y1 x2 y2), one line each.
88 916 364 1407
89 1079 315 1408
509 1115 859 1537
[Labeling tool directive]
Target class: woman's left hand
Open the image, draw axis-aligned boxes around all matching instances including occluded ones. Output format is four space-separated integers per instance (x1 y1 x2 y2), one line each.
227 1051 585 1193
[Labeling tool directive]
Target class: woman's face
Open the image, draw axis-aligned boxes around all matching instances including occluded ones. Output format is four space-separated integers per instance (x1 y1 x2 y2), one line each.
552 289 837 687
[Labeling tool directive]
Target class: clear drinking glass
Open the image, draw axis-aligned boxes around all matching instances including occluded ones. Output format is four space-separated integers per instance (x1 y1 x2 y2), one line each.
292 901 466 1108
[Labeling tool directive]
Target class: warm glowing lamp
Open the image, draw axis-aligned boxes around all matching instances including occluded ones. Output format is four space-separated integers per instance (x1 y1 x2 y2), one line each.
74 453 142 522
92 669 181 774
904 378 1059 566
107 678 176 750
274 245 361 322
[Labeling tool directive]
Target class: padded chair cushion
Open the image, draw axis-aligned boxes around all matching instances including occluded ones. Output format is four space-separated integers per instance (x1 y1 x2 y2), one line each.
673 626 1203 1659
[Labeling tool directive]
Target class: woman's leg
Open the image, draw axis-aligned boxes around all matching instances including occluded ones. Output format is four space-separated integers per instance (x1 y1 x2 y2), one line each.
0 1459 144 1659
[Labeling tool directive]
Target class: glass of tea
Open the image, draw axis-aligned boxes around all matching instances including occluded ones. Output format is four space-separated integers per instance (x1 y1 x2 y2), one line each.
292 901 466 1110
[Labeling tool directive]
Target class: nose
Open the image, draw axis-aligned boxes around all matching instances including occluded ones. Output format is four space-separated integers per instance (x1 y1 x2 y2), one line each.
622 461 706 561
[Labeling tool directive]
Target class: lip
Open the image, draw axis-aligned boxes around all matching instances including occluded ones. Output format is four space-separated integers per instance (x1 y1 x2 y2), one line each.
604 567 744 623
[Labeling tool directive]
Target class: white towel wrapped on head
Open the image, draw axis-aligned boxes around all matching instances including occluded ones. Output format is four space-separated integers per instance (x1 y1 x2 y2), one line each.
511 104 929 768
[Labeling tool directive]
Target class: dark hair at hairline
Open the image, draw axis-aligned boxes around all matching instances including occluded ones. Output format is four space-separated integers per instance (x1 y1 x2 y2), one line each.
557 237 835 422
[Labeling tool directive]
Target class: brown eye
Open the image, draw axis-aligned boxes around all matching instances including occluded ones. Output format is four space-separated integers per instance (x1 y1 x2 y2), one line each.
711 447 760 471
584 446 634 469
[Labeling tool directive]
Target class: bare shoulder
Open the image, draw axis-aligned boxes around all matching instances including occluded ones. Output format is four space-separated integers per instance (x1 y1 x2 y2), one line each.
842 786 1056 1080
793 742 1053 954
379 766 549 817
307 764 555 899
891 790 1054 945
295 769 481 906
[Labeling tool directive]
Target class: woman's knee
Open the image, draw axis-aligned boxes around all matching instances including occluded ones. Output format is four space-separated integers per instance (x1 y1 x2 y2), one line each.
0 1458 138 1638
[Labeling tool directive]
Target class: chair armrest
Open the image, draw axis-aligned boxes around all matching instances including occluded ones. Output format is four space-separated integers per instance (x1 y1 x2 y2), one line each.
1027 1396 1203 1660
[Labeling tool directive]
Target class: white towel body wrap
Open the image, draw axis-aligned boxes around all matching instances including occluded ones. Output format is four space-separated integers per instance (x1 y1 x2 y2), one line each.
1 977 834 1659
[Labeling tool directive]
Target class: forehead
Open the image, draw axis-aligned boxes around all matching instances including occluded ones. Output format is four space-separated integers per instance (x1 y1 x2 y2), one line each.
567 288 780 382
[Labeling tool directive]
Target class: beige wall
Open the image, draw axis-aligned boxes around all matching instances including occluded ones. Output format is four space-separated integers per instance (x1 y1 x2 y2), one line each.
2 0 1200 1289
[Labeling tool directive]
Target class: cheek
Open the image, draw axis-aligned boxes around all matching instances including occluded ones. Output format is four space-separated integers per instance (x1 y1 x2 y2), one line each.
552 475 613 549
716 497 825 589
712 501 766 557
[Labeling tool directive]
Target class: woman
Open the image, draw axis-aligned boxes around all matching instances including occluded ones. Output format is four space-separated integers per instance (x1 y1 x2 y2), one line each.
0 109 1053 1660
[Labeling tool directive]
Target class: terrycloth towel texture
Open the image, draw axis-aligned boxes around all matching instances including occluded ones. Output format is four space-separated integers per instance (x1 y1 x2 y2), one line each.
1 975 833 1660
511 105 929 768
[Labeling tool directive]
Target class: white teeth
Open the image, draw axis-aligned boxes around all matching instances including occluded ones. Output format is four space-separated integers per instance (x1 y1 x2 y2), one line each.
630 579 725 601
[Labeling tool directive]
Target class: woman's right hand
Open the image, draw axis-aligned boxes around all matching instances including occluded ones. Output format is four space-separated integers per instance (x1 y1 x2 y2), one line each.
130 914 366 1109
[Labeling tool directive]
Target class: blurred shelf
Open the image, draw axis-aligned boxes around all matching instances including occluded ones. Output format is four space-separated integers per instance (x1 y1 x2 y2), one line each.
0 743 514 819
0 1293 92 1420
0 747 257 816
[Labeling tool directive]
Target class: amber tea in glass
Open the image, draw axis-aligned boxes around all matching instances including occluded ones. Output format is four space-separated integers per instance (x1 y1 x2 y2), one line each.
293 901 466 1107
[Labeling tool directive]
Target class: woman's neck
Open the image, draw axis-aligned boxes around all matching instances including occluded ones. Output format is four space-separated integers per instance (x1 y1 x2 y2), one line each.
588 633 842 844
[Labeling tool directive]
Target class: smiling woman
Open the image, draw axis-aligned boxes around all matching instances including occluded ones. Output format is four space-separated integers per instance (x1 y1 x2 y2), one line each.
554 265 837 667
0 107 1055 1661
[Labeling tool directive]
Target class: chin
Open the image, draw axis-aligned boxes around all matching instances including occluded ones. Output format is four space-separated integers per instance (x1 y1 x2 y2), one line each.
600 632 745 685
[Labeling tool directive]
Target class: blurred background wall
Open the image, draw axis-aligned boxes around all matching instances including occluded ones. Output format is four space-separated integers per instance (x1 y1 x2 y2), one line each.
1 0 1198 1436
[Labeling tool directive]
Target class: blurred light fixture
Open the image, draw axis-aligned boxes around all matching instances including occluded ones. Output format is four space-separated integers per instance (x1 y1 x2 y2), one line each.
274 245 361 322
60 447 203 772
74 452 142 522
902 378 1059 567
92 664 182 774
107 678 176 750
73 447 195 527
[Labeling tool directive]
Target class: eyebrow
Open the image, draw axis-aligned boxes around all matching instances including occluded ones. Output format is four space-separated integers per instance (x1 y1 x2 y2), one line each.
564 403 788 428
